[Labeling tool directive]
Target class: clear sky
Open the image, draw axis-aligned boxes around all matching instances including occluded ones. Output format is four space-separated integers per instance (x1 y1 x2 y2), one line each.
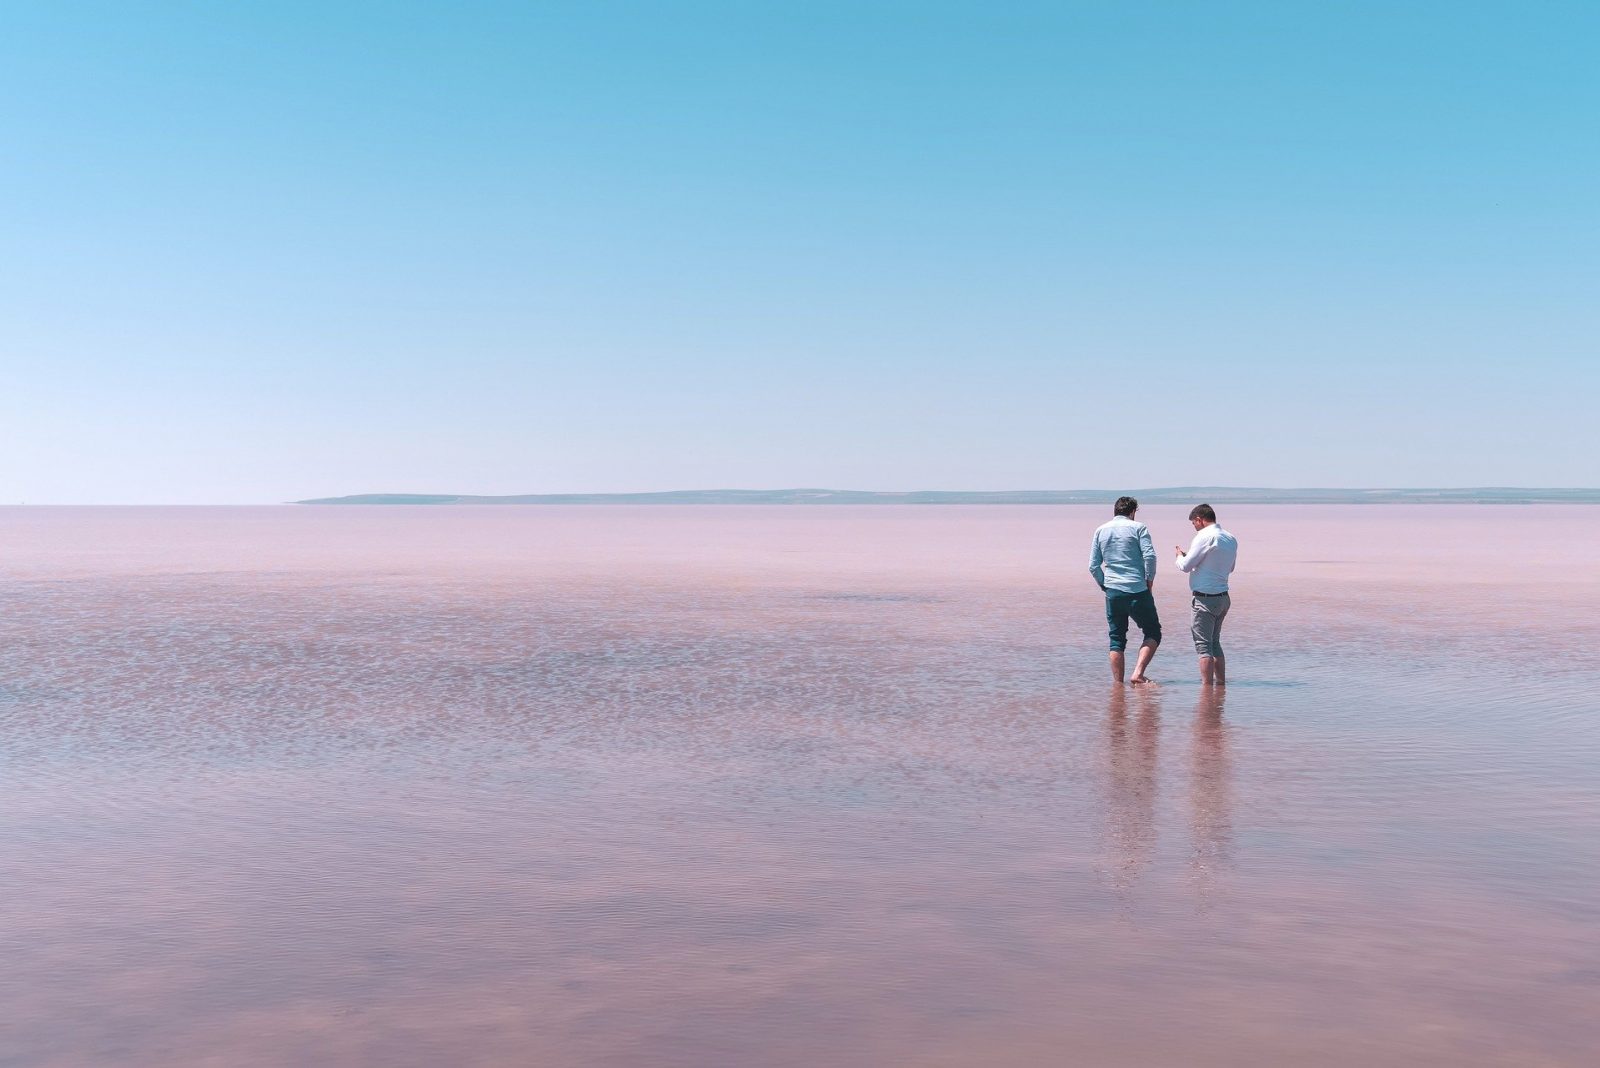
3 1 1596 503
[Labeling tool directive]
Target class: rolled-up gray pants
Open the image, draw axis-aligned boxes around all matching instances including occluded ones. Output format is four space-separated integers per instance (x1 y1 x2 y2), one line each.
1190 592 1230 658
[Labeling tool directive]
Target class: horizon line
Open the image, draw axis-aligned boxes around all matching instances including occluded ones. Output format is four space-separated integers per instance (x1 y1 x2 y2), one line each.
290 486 1600 506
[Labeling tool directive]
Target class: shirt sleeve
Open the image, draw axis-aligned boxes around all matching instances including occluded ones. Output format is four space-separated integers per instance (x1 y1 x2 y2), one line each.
1089 531 1106 588
1174 529 1212 574
1139 525 1157 584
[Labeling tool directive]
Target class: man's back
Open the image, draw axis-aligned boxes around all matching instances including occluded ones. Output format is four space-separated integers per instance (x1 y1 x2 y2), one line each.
1090 516 1156 593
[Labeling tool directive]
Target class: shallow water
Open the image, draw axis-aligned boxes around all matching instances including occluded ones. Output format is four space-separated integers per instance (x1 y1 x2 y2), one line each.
2 505 1598 1066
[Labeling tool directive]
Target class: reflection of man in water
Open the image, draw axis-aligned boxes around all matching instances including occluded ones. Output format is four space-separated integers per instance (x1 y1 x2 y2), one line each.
1089 496 1161 685
1104 685 1160 899
1173 503 1238 686
1188 687 1233 899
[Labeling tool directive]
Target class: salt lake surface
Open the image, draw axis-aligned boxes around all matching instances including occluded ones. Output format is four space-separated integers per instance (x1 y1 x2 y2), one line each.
2 505 1598 1066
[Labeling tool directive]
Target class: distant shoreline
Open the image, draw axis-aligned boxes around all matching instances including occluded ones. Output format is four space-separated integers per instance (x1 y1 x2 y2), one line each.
293 488 1600 506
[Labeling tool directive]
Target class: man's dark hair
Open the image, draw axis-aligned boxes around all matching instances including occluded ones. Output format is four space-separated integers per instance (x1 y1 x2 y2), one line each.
1114 496 1138 517
1189 503 1217 523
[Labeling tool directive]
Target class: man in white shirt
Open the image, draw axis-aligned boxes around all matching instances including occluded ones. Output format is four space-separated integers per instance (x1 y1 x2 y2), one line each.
1172 503 1238 686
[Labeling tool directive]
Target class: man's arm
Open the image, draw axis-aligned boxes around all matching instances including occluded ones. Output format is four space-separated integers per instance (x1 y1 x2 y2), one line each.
1139 525 1157 589
1089 531 1106 589
1174 529 1212 574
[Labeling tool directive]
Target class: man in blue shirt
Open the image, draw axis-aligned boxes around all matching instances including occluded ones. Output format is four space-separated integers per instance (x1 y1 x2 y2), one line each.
1089 496 1161 685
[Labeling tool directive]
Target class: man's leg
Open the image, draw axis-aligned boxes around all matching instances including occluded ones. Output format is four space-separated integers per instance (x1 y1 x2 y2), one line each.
1128 590 1161 685
1106 592 1131 684
1210 595 1229 686
1192 594 1229 686
1130 640 1158 684
1191 596 1207 683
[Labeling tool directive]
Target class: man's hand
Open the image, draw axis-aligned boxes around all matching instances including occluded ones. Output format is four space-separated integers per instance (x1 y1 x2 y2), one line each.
1174 546 1186 556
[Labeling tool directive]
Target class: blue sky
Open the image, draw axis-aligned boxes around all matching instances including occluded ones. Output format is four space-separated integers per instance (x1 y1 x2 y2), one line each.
3 1 1595 503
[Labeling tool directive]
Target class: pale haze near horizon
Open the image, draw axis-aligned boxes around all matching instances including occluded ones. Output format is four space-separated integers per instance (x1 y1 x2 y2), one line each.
2 2 1596 504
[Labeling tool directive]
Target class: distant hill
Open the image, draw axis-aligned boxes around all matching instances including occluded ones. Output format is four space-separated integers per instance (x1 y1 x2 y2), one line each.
294 487 1600 505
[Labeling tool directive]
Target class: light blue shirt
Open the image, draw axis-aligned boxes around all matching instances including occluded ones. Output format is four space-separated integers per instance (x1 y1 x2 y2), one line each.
1089 516 1157 593
1173 523 1238 594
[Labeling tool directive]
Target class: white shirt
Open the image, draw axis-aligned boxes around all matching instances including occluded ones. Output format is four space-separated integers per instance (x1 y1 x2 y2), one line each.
1173 523 1237 594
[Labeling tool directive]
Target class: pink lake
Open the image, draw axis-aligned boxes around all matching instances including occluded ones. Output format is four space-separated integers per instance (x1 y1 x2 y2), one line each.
2 505 1598 1066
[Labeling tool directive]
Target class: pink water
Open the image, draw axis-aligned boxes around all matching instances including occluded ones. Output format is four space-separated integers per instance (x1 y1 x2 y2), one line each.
3 506 1598 1066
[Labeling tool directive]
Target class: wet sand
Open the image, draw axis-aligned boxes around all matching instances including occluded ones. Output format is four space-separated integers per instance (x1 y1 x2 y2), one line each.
2 505 1598 1065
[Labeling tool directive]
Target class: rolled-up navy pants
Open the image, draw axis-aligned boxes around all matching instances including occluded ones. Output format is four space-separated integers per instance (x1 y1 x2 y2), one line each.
1105 588 1161 652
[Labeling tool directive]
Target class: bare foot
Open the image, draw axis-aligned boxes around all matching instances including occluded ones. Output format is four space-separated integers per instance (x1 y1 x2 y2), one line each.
1129 675 1150 685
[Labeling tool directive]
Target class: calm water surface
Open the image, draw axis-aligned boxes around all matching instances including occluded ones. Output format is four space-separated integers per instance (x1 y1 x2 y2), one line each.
2 505 1598 1066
